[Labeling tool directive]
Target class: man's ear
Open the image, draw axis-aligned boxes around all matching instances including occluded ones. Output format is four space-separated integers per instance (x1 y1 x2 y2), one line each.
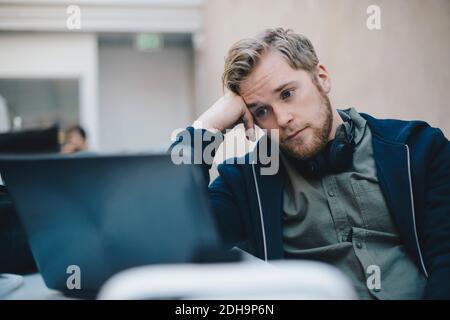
316 64 331 94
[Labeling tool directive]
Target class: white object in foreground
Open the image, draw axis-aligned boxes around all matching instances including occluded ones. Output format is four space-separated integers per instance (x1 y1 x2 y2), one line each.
98 260 356 300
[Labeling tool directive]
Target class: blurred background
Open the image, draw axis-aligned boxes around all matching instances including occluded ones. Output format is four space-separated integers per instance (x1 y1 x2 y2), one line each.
0 0 449 154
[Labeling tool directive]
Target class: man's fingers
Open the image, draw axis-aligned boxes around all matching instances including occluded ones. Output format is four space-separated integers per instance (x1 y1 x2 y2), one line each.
241 108 256 142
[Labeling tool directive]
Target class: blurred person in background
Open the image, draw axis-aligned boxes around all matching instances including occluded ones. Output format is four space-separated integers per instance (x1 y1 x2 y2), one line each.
62 125 88 154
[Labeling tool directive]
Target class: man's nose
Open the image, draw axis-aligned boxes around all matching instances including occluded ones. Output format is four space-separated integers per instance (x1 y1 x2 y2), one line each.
273 105 293 128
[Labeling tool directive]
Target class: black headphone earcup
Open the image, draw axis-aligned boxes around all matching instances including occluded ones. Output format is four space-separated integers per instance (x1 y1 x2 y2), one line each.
304 151 328 178
328 140 354 173
328 140 342 171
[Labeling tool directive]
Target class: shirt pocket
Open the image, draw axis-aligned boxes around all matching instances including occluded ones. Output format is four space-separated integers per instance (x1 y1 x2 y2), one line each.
350 179 397 233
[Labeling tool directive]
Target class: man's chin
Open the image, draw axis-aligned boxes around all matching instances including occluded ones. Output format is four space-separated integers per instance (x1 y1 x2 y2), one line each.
281 140 325 161
282 147 312 161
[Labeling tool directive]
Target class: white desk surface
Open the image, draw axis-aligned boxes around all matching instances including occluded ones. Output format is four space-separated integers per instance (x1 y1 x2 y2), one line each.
4 273 73 300
2 259 356 300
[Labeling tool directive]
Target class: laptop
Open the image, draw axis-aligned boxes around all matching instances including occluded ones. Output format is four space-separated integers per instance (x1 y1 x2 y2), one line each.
0 153 222 297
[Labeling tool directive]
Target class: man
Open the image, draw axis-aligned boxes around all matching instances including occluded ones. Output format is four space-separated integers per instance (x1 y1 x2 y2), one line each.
62 125 88 154
173 28 450 299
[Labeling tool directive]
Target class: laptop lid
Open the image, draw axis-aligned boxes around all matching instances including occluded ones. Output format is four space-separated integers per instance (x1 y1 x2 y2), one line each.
0 125 60 154
0 153 221 296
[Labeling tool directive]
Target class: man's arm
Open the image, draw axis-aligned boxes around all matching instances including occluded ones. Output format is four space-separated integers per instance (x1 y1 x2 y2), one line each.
170 92 255 248
170 126 248 248
421 128 450 299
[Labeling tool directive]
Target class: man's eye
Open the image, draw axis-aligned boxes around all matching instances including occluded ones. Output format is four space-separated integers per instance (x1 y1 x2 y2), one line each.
255 107 269 118
281 89 293 100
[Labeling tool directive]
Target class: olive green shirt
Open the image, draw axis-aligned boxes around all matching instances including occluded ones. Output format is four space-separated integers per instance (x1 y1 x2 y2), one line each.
282 108 426 299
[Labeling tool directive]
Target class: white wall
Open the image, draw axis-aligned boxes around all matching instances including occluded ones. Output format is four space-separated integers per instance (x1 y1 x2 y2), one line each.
202 0 450 137
0 32 99 148
98 45 194 152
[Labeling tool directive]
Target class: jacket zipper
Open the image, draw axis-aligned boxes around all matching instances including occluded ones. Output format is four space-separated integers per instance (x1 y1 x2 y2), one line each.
252 165 268 261
405 144 429 278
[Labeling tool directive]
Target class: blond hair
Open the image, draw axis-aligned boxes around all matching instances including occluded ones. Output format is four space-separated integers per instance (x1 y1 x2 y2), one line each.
223 28 319 94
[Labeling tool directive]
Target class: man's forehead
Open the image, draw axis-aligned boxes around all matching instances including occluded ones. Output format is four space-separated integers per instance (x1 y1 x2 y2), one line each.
241 56 296 105
241 51 296 102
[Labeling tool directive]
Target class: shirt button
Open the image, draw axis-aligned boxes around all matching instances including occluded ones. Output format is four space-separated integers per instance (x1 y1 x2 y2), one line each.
328 190 335 197
356 242 363 249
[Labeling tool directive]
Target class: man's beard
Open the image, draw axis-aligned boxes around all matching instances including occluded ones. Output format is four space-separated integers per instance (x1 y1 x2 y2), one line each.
280 89 333 160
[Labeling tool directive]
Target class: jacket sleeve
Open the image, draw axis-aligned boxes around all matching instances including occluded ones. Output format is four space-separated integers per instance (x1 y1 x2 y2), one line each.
170 127 247 248
421 128 450 299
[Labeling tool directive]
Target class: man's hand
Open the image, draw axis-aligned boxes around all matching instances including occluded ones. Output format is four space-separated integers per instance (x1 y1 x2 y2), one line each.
193 91 256 141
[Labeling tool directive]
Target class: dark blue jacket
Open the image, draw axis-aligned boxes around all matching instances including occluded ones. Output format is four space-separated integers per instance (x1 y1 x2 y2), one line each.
176 112 450 299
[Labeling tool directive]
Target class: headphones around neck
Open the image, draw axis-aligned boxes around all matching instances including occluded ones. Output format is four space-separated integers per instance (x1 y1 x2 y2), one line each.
287 110 356 179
